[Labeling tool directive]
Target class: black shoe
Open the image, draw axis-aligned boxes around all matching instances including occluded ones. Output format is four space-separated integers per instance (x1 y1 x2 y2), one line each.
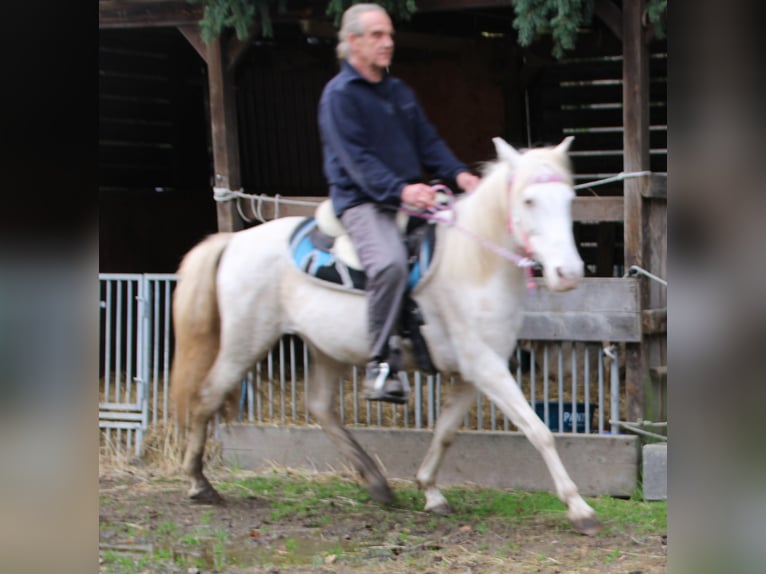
363 361 408 404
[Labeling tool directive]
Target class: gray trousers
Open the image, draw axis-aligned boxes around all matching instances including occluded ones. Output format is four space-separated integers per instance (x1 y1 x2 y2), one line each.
340 203 408 364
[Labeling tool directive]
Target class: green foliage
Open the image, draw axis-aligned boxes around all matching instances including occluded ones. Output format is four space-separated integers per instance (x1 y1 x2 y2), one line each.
512 0 667 59
325 0 418 24
189 0 667 57
187 0 286 43
645 0 667 39
512 0 594 59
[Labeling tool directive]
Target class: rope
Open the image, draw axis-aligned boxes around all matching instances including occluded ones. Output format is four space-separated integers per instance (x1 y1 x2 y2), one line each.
609 420 668 441
573 170 653 191
624 265 667 286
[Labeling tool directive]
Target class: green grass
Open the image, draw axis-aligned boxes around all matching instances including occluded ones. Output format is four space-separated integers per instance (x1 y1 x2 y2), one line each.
101 471 667 572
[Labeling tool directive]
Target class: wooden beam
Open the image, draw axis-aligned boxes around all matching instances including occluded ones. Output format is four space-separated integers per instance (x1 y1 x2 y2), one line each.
99 1 203 29
622 0 651 424
594 0 622 41
207 36 245 232
177 25 207 63
520 278 641 342
572 196 624 222
642 174 667 199
641 308 667 335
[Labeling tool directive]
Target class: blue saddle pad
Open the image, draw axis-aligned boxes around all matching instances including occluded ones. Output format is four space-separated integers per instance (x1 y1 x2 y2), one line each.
288 217 436 292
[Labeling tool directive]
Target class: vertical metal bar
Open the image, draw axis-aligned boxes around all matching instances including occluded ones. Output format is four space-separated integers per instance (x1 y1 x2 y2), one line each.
414 371 422 429
339 374 345 424
376 396 382 426
162 279 172 423
598 348 605 432
115 280 123 404
247 371 254 422
352 366 359 426
267 351 274 421
279 338 286 425
104 280 112 403
366 369 371 425
139 276 151 454
436 374 442 420
152 279 160 425
584 346 591 433
427 374 435 429
610 346 621 434
475 390 482 431
402 372 410 428
256 362 263 422
543 343 550 428
290 336 297 423
126 280 134 405
304 344 310 424
557 343 564 433
571 343 578 433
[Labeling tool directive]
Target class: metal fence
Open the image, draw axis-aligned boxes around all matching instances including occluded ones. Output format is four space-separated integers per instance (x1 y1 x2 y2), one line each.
99 274 626 456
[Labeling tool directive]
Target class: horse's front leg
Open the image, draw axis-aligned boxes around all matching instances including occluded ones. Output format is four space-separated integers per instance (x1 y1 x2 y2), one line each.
306 350 394 505
464 352 602 535
415 379 476 514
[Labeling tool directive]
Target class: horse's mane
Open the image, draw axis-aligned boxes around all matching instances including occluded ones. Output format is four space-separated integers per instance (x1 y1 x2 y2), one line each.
439 145 573 283
439 160 513 282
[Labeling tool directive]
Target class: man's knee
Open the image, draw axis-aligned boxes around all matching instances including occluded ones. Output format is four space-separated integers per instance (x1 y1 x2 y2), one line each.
369 257 407 288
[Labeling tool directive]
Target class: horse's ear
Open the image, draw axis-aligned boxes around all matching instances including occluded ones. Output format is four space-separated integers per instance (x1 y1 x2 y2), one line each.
492 137 523 168
554 136 575 156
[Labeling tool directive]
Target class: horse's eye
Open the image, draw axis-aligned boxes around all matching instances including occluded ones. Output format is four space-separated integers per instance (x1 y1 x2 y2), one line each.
524 198 535 208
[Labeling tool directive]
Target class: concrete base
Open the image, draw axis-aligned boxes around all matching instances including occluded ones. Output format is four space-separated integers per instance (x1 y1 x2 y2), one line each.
220 424 639 497
642 443 667 500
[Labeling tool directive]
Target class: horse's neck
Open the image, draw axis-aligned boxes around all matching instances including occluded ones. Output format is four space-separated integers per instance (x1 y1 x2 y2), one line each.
438 165 524 284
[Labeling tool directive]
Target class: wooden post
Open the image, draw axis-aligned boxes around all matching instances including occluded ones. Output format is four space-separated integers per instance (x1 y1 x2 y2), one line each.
622 0 650 423
206 34 245 232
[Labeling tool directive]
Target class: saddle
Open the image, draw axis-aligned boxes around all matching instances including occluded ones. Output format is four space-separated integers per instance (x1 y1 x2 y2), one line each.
289 199 439 372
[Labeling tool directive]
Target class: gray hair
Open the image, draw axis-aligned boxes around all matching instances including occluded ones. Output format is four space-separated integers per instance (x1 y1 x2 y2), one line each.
336 3 388 60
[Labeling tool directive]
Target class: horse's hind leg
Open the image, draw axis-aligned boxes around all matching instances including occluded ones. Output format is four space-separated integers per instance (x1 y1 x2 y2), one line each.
306 350 394 505
182 351 252 504
415 378 475 514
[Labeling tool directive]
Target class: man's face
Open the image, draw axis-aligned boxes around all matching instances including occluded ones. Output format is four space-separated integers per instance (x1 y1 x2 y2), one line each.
350 11 394 71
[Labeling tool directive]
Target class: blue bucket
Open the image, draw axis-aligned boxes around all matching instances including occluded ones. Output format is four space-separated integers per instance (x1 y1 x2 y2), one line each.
534 401 597 433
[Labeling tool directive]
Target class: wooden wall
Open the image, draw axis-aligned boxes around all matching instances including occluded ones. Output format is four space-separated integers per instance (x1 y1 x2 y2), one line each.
99 28 217 272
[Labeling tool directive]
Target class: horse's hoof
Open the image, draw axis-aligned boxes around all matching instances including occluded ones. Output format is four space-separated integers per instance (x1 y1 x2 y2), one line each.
425 502 453 516
189 485 225 506
368 482 395 505
571 515 602 536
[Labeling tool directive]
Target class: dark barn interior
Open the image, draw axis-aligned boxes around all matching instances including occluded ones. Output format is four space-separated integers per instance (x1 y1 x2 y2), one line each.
98 3 666 275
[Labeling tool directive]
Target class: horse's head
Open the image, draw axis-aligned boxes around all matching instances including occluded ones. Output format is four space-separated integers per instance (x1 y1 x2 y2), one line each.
492 136 584 292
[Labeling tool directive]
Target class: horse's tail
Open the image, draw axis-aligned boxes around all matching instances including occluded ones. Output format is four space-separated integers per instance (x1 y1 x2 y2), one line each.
170 232 234 428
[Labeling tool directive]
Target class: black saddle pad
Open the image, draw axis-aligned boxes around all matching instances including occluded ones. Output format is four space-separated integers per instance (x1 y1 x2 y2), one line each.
288 217 437 292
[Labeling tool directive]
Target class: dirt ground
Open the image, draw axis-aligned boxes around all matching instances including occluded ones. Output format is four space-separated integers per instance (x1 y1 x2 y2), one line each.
99 466 667 574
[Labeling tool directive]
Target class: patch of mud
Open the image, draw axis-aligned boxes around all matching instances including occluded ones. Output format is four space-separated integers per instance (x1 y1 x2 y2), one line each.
99 469 666 573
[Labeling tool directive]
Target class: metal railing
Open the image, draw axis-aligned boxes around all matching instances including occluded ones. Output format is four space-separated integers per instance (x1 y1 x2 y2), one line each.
99 274 627 456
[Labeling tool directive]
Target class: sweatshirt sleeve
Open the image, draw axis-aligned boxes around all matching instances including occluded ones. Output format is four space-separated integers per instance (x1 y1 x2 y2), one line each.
319 86 407 205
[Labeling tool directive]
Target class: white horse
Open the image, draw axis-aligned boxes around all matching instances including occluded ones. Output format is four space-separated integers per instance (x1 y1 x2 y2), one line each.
170 136 602 535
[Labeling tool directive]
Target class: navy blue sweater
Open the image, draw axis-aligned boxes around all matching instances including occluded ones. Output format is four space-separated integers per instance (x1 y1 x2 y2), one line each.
318 61 468 217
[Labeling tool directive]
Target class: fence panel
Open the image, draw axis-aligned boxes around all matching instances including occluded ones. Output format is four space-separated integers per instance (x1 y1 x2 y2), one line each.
100 274 633 458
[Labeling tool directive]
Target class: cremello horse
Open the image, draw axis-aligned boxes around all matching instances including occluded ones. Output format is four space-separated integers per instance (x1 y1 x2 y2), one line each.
170 136 602 535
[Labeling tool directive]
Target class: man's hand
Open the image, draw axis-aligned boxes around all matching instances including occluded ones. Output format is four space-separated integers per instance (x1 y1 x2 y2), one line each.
456 171 480 192
401 183 437 210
